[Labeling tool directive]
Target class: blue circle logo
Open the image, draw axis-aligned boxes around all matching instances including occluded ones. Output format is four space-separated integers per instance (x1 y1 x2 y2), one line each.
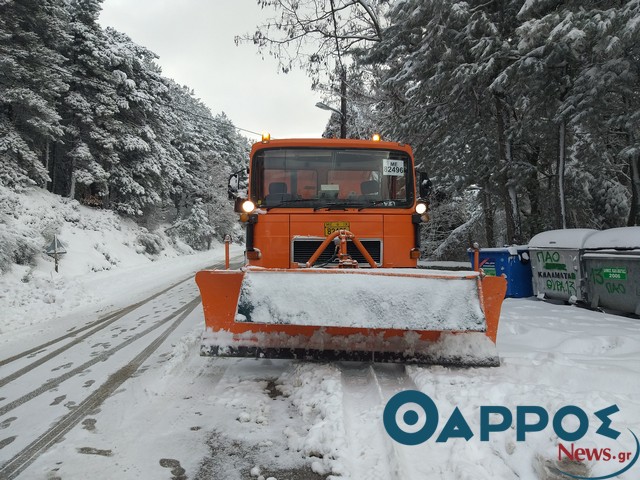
383 390 439 445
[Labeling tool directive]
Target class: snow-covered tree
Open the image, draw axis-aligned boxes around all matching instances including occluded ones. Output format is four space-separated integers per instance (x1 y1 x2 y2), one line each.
354 0 640 250
169 198 215 250
1 0 251 254
0 0 69 189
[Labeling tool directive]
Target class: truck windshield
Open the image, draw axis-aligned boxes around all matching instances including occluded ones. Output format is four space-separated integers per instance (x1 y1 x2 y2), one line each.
251 148 413 209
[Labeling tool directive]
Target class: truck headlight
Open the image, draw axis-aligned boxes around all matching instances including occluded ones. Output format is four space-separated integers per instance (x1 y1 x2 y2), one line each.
242 200 256 213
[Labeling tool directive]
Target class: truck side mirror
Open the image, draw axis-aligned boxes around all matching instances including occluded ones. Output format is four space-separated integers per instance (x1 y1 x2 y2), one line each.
234 197 245 213
418 172 432 199
228 173 239 200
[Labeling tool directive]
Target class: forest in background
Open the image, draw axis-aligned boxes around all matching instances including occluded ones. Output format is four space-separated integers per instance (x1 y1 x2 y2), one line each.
1 0 249 266
3 0 640 265
246 0 640 257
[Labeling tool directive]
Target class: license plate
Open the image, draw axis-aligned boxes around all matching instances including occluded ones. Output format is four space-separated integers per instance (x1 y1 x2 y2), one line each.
324 221 350 236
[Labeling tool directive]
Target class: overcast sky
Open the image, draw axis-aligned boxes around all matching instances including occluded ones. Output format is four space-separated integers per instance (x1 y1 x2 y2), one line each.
99 0 331 140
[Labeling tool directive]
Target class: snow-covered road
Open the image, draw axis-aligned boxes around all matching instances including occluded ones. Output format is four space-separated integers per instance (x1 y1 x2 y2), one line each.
1 260 639 480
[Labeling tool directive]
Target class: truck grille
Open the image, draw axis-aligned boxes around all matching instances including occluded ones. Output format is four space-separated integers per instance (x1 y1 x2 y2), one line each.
292 238 382 266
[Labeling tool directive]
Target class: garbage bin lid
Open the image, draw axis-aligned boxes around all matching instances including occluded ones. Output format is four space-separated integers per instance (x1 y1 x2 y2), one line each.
468 245 528 255
583 227 640 250
529 229 597 249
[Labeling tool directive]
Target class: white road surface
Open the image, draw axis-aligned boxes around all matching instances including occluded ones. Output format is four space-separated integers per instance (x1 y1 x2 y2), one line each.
1 255 639 480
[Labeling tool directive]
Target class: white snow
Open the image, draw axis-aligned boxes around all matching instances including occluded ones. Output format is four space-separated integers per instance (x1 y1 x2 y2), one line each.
418 260 470 269
529 228 598 249
2 191 640 480
0 186 240 337
583 227 640 250
237 268 485 330
2 258 640 479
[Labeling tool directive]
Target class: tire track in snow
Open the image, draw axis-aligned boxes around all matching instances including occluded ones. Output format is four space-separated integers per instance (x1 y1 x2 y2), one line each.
0 308 129 368
0 258 242 387
0 306 135 388
0 259 236 370
0 294 199 418
193 359 306 480
339 363 417 480
0 296 202 480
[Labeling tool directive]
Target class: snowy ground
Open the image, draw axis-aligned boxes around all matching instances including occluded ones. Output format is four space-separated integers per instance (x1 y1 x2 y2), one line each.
0 185 228 336
1 190 639 479
1 253 638 479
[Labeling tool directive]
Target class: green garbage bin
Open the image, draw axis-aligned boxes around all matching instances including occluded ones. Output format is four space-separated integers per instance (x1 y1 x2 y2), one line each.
529 229 597 303
583 227 640 316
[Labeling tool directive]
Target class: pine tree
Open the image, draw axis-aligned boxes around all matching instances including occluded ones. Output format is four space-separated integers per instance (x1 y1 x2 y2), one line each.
0 0 70 189
169 198 215 250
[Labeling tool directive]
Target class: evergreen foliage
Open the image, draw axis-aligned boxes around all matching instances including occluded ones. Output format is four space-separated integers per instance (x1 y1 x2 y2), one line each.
250 0 640 251
365 0 640 241
168 198 215 251
0 0 250 253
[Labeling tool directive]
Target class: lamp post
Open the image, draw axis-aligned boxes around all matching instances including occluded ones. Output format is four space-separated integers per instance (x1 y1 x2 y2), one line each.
315 102 342 116
315 70 347 138
315 101 346 139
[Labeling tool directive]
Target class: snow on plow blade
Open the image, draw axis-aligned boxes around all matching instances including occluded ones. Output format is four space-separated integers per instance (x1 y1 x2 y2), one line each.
195 268 507 367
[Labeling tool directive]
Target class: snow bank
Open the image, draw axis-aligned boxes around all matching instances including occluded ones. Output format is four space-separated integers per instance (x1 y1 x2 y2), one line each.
278 363 349 478
267 299 640 480
0 186 236 336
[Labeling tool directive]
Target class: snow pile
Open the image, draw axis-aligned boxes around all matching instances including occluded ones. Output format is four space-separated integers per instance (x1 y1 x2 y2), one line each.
278 363 349 477
216 373 272 426
243 300 640 480
237 269 485 330
0 186 226 334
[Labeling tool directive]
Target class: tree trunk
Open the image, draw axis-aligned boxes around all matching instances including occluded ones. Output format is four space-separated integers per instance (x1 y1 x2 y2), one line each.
556 120 567 229
628 153 640 226
44 140 52 192
505 138 520 239
481 183 495 247
69 165 76 199
50 140 74 197
523 144 542 239
494 94 518 243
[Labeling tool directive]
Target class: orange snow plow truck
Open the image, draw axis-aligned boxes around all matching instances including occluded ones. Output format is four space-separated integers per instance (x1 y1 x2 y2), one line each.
195 136 507 366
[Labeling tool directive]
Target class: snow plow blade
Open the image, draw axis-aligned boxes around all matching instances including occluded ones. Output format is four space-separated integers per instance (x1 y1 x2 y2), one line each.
195 268 507 367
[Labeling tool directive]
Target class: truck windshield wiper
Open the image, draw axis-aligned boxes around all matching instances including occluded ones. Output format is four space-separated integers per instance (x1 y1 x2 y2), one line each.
313 201 367 211
357 200 401 210
265 199 313 210
313 202 348 211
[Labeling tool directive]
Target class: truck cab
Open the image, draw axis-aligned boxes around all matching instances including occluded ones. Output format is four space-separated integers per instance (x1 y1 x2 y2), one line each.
233 137 430 269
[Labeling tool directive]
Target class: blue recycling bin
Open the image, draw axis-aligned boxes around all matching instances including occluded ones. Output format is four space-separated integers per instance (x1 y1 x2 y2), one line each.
468 246 533 298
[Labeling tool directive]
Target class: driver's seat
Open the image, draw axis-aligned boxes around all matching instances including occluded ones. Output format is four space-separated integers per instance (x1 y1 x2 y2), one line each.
359 180 380 200
265 182 293 206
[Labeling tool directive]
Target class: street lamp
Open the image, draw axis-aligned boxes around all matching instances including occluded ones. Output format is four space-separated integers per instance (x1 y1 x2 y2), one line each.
315 102 342 116
315 70 348 138
315 101 347 139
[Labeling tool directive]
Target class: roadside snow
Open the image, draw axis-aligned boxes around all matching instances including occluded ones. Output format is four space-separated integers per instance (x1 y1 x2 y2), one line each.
2 251 639 479
271 299 640 480
2 186 639 479
0 185 243 338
